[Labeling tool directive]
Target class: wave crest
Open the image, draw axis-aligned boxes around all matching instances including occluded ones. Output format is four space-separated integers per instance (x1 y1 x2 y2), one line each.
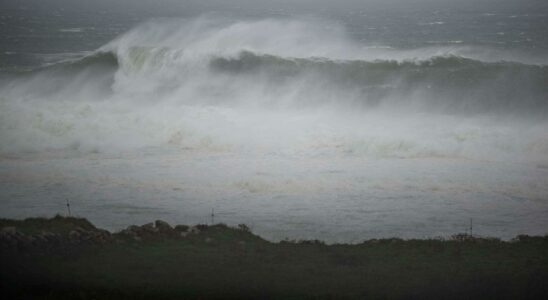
1 16 547 163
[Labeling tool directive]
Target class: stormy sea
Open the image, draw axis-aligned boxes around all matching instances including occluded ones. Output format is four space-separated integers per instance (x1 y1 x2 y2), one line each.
1 0 547 242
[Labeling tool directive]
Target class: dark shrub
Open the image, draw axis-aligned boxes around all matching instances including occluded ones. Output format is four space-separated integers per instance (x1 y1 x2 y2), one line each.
237 224 251 233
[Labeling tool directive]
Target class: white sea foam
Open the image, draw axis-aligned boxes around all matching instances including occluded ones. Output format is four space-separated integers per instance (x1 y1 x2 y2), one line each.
59 28 84 33
1 17 546 162
1 16 547 240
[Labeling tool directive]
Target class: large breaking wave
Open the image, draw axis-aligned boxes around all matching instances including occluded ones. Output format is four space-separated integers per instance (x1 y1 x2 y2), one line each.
1 17 547 163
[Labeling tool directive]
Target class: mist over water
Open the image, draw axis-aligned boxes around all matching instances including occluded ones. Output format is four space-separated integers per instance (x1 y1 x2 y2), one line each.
1 4 548 241
2 17 547 161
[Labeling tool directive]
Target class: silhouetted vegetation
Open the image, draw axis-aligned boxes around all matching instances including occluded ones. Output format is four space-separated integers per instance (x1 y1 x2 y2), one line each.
1 216 548 299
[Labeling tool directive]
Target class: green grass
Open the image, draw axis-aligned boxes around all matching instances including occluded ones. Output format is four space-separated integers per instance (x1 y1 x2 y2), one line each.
0 215 97 236
1 217 548 299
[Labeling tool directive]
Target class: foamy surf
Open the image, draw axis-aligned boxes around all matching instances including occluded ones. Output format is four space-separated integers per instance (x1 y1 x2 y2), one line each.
0 16 547 241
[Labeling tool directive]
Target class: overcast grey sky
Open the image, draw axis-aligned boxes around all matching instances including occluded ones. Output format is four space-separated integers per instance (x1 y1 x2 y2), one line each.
2 0 547 13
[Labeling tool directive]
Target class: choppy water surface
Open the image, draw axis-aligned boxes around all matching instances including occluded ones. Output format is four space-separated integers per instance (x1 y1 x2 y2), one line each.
1 1 547 242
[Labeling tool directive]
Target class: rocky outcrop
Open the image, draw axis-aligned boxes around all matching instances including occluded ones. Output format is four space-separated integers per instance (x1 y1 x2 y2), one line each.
116 220 190 241
189 226 201 234
155 220 173 232
0 225 112 252
0 218 221 252
67 227 112 244
174 225 189 232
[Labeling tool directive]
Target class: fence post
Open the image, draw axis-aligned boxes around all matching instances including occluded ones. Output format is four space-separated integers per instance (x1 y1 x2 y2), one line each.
66 199 71 217
470 218 473 236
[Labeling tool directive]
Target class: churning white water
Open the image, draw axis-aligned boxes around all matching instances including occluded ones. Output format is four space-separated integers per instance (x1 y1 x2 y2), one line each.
1 17 547 242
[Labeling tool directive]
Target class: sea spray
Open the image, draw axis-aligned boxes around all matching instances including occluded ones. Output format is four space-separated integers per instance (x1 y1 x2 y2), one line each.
1 15 548 241
1 17 547 164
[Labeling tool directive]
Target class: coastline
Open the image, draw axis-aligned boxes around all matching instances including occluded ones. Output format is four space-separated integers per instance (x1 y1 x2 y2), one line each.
2 215 548 299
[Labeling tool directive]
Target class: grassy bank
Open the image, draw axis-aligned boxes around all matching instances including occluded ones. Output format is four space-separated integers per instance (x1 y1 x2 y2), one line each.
1 216 548 299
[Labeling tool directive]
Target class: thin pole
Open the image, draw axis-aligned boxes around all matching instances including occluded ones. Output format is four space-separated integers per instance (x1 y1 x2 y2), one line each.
211 208 214 225
470 218 473 236
66 199 71 216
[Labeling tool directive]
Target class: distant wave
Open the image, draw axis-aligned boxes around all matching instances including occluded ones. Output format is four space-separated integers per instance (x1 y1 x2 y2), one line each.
50 46 548 73
36 51 118 72
1 16 547 162
26 45 548 116
209 50 548 114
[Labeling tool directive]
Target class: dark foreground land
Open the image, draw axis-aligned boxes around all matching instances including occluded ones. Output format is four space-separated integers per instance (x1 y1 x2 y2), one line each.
1 216 548 299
